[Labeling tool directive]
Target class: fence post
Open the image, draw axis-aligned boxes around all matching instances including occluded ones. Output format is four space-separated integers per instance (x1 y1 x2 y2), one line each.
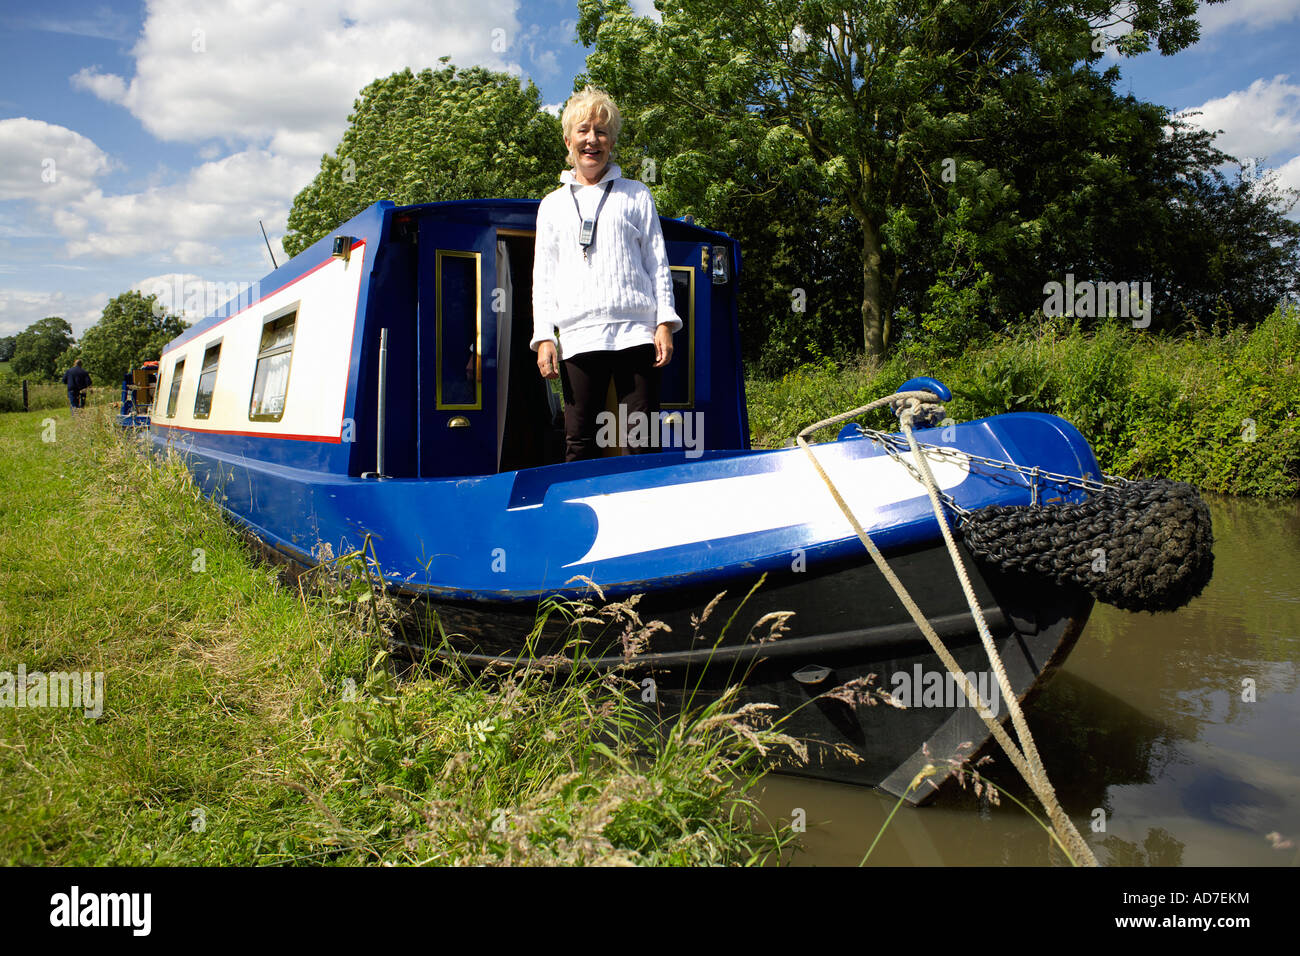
22 379 28 412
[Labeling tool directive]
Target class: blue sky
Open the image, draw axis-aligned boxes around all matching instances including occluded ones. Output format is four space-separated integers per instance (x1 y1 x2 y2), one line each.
2 0 1299 338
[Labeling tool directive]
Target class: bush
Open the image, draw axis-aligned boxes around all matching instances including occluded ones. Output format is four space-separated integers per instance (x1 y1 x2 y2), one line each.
747 304 1300 496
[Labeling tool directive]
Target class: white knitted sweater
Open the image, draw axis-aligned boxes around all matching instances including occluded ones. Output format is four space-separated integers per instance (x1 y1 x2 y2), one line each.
530 164 683 354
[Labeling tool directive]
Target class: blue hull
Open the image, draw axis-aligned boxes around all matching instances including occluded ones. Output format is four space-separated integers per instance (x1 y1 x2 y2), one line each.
150 410 1100 604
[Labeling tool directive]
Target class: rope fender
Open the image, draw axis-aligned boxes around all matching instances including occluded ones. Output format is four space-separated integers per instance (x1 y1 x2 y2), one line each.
960 478 1215 612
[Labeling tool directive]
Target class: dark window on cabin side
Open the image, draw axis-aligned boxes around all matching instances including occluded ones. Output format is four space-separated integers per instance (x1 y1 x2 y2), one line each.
166 358 185 418
436 251 480 409
660 266 694 408
193 341 222 419
249 309 296 422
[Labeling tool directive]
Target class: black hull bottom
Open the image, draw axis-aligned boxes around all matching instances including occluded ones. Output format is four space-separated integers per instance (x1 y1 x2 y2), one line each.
248 532 1093 806
664 588 1092 806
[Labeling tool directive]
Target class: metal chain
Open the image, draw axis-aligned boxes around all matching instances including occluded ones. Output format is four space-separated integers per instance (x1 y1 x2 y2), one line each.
845 423 1126 523
798 390 1124 524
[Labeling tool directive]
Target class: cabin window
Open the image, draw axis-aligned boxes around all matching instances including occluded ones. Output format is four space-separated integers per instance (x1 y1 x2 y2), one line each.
165 358 185 418
660 266 695 408
436 250 481 410
249 307 297 422
193 341 222 419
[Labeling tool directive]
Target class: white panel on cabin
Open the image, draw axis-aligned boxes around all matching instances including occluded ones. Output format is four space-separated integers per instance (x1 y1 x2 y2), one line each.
156 246 368 440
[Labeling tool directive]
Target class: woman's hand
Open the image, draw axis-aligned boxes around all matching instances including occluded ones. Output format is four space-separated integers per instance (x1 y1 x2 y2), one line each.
537 341 560 379
654 323 674 368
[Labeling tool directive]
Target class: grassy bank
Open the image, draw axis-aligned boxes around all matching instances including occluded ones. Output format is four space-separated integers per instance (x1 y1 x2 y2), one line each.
0 380 114 413
0 408 795 865
748 305 1300 498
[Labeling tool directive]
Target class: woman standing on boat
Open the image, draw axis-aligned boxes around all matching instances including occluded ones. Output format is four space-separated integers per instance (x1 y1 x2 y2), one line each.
531 86 681 462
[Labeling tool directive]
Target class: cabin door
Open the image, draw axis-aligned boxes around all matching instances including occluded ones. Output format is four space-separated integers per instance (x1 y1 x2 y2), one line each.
660 240 711 413
417 221 498 477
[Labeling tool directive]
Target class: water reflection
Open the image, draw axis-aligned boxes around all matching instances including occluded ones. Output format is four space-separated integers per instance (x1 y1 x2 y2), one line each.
762 495 1300 866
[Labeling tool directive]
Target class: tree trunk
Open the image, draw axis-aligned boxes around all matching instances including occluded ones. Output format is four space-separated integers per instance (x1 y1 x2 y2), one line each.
861 219 885 358
882 263 902 350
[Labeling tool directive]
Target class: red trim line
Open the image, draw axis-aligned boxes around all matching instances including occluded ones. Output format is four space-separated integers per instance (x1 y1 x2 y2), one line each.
151 420 342 444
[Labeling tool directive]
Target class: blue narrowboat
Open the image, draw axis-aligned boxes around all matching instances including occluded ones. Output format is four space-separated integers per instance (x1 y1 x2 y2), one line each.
144 197 1152 802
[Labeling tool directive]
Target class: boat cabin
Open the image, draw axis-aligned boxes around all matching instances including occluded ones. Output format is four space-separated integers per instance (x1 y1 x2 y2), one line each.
151 198 749 477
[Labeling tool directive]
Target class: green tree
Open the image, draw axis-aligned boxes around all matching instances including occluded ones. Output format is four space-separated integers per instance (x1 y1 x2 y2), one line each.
578 0 1226 358
949 81 1299 335
11 317 75 382
76 291 188 387
283 61 566 257
0 335 15 363
54 344 83 382
1154 162 1300 328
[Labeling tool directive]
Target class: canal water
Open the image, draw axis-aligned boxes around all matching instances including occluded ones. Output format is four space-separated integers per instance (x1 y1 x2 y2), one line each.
759 495 1300 865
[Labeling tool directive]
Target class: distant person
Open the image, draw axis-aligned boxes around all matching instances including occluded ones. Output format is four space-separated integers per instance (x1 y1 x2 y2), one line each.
63 359 91 411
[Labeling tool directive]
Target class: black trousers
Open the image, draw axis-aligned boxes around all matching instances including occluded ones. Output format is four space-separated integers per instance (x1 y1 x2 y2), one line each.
559 343 660 462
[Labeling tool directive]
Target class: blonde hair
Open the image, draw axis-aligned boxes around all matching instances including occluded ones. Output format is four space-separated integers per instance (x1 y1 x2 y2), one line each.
561 85 622 168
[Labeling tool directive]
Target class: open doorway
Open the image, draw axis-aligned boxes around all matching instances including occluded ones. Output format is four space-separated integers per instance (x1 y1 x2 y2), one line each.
497 233 565 472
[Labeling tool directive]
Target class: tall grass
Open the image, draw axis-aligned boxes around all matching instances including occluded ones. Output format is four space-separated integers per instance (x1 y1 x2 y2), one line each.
0 408 797 865
0 381 113 413
747 305 1300 497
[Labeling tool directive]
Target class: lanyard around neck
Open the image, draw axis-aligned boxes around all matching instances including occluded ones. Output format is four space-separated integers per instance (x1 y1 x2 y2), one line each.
571 181 614 251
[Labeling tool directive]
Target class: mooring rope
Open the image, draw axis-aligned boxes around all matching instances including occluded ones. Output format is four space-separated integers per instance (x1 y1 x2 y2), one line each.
796 391 1099 866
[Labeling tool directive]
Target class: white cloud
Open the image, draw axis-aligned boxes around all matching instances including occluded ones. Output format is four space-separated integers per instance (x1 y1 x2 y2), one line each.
532 47 558 76
60 148 311 262
169 241 228 266
267 129 336 161
1199 0 1300 35
627 0 662 21
0 118 113 201
1180 75 1300 164
1271 154 1300 205
10 10 134 42
6 0 564 313
70 67 128 103
37 0 532 268
71 0 523 159
519 17 576 78
0 288 106 337
52 209 89 237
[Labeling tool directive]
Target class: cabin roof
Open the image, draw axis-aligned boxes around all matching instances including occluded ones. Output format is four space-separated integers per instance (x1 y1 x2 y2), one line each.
163 198 737 356
390 196 736 242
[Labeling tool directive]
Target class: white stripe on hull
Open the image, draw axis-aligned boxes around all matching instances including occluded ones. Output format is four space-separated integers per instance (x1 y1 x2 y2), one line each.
563 447 970 566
